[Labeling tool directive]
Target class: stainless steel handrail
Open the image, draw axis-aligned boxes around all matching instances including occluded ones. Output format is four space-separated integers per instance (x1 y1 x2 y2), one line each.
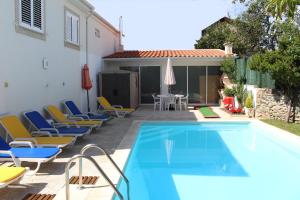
65 154 124 200
80 144 130 200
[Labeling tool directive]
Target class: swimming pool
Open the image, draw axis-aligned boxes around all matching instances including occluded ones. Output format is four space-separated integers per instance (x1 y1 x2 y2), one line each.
114 122 300 200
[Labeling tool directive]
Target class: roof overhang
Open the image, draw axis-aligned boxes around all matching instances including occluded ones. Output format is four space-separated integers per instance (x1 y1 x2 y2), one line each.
103 49 228 61
103 56 226 62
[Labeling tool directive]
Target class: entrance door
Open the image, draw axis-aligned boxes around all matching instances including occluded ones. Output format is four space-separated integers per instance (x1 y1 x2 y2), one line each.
188 66 206 104
140 66 161 104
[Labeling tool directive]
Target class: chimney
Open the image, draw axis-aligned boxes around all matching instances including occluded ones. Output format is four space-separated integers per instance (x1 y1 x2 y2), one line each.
118 16 125 52
224 43 233 56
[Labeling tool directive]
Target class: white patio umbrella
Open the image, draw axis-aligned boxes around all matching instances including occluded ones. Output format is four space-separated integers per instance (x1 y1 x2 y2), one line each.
164 57 176 94
165 139 174 165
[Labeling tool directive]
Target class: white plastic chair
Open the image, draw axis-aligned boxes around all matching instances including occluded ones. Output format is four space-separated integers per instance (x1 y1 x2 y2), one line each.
179 95 188 110
152 94 161 111
165 95 176 111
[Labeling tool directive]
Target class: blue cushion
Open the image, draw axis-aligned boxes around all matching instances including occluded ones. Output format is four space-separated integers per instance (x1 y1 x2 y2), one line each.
25 111 52 129
78 115 89 120
0 147 60 158
56 127 89 134
87 113 112 120
0 137 10 151
65 101 82 115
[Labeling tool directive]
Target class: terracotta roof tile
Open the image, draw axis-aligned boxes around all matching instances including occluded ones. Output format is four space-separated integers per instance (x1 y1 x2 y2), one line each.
104 49 226 59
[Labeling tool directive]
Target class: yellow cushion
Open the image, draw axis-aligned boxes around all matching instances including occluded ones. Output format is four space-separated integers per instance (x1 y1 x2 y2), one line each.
105 106 134 112
98 96 112 108
98 96 134 112
114 108 135 112
47 105 68 122
34 137 74 145
64 121 102 126
47 106 102 126
0 167 25 183
0 116 32 139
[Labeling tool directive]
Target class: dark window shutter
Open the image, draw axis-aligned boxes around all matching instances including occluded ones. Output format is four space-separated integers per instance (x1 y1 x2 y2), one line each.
33 0 42 30
21 0 31 25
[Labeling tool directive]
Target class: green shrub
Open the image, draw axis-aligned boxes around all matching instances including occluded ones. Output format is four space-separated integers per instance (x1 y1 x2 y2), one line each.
224 88 236 97
233 84 247 106
245 93 253 108
220 58 237 83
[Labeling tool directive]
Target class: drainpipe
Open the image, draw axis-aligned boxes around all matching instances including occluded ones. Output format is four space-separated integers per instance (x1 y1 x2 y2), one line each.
86 12 93 65
85 12 93 112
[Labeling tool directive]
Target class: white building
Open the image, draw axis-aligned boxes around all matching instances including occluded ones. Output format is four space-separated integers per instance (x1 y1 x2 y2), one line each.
103 49 229 106
0 0 121 116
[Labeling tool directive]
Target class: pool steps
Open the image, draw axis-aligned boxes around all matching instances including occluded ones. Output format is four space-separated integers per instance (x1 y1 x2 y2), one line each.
55 144 129 200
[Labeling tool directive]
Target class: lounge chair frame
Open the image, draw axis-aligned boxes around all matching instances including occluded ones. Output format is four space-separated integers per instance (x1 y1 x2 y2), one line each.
62 100 104 121
23 110 92 137
97 97 134 118
0 118 76 149
44 106 101 129
0 140 62 174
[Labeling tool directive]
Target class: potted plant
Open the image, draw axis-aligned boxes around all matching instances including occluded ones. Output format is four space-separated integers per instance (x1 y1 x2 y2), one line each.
244 92 254 118
223 87 236 97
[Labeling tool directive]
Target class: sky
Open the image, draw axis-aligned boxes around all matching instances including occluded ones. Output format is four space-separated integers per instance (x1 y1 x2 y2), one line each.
88 0 245 50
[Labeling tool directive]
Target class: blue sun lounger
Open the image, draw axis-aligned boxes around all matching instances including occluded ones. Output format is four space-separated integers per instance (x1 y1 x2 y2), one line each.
63 100 113 122
23 111 92 137
0 136 61 174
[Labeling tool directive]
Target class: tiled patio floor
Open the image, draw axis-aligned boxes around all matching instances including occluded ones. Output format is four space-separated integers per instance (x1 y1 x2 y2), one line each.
0 106 250 200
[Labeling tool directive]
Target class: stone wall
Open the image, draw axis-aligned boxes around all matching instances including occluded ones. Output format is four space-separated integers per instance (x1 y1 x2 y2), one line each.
255 88 300 122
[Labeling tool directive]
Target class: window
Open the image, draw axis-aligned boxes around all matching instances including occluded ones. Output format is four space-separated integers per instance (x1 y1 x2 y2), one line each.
65 11 79 45
19 0 44 33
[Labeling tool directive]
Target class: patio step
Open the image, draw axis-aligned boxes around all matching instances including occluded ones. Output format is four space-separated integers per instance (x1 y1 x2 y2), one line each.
22 193 56 200
0 162 15 167
54 184 92 200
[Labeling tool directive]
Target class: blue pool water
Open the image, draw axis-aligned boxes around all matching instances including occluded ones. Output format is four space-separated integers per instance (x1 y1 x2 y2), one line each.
114 122 300 200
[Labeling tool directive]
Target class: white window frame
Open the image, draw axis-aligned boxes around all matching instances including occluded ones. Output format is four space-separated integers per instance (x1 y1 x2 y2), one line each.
18 0 45 34
65 10 80 46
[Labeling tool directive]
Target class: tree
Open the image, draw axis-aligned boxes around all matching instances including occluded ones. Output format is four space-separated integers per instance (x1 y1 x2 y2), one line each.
194 20 259 56
267 0 300 19
194 23 233 50
195 0 277 56
249 21 300 122
236 0 277 52
220 58 237 83
233 0 300 19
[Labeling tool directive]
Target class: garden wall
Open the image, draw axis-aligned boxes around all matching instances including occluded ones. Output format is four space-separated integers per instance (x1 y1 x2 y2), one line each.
255 88 300 123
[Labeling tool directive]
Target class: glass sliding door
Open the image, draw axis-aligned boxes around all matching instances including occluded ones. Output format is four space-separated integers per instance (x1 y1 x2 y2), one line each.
120 65 221 105
171 66 187 95
188 66 206 104
140 66 161 104
207 66 222 104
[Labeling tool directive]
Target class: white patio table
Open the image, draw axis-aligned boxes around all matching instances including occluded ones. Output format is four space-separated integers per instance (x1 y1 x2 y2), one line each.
157 94 184 111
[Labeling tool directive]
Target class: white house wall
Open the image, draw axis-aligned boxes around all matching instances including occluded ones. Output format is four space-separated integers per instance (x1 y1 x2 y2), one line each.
0 0 119 118
82 15 120 112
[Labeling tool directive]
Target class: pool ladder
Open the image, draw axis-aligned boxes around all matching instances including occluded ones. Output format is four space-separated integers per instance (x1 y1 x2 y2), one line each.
65 144 130 200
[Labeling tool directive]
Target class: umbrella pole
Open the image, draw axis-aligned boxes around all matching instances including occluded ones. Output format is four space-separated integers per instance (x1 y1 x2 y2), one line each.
87 90 90 112
168 86 172 94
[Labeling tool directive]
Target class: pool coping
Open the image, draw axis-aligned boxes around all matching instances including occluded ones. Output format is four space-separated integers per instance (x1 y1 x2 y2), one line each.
105 119 300 200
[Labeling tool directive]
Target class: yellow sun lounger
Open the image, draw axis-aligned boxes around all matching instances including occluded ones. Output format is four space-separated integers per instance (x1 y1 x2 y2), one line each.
45 105 102 128
97 96 135 118
0 167 26 188
0 116 76 148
